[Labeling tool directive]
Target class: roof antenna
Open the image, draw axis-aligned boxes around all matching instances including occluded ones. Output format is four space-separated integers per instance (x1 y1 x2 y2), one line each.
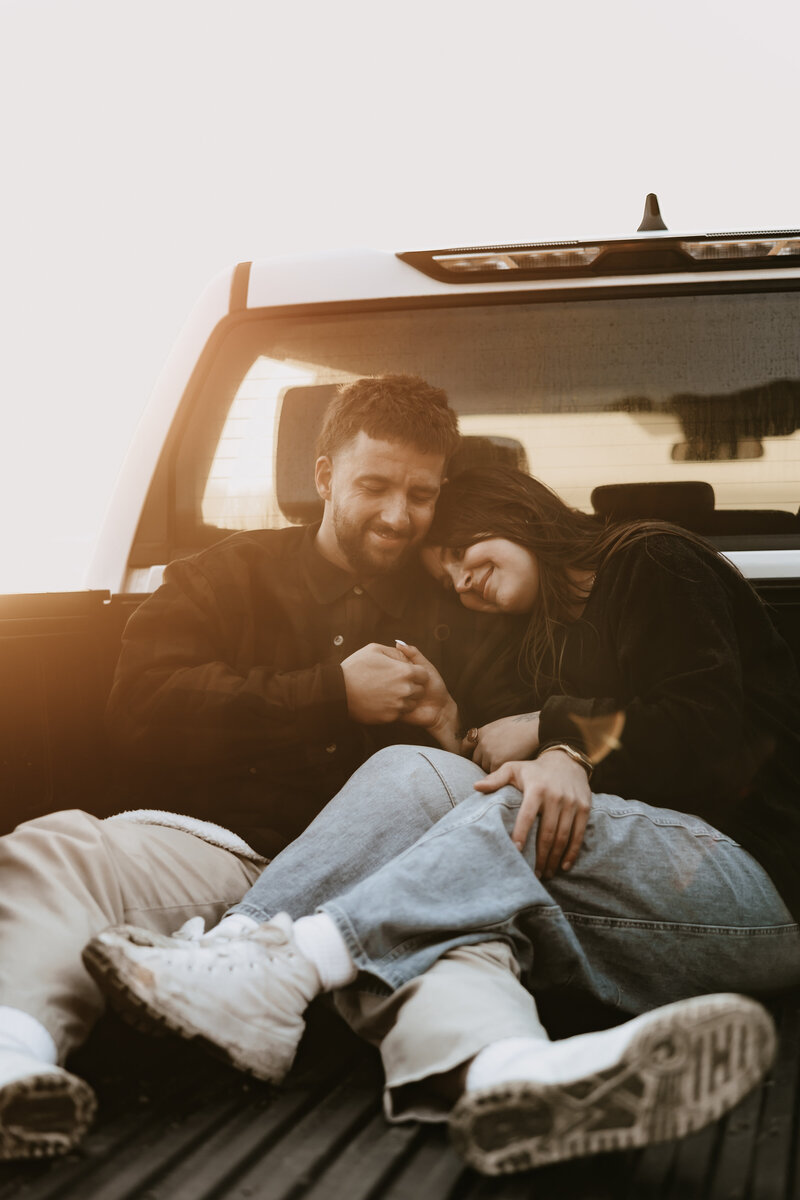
638 193 668 232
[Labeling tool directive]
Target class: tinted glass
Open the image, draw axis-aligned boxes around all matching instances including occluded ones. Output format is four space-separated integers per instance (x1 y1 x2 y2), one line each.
174 291 800 549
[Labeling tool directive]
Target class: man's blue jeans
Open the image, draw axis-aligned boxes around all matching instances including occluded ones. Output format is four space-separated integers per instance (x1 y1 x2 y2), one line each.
232 745 800 1016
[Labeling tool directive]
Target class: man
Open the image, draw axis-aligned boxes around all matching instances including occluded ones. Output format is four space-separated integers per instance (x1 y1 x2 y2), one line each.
0 375 526 1160
103 374 522 855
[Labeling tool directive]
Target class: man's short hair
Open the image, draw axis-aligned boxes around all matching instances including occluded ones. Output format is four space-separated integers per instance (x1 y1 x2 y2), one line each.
316 375 460 464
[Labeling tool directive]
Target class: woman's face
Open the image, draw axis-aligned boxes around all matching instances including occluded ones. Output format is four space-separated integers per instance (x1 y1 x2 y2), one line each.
422 538 540 614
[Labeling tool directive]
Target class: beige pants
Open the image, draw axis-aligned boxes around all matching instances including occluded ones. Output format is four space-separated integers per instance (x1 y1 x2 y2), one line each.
0 810 544 1119
339 941 548 1122
0 810 263 1057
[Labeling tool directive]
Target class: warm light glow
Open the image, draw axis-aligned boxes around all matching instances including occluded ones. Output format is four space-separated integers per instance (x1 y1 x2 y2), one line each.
202 358 316 530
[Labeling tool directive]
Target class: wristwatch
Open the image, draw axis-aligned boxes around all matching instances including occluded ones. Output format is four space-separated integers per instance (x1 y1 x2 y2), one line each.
536 742 594 779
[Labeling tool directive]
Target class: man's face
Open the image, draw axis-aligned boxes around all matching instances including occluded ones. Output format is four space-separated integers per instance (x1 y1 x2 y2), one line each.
315 432 445 576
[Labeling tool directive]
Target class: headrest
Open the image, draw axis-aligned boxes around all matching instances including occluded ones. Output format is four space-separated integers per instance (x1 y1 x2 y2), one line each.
709 509 799 534
275 384 339 525
591 481 715 528
449 435 529 478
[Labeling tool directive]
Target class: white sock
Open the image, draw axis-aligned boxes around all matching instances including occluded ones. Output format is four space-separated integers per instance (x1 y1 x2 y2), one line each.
292 912 357 991
0 1006 57 1065
465 1035 551 1093
206 912 260 940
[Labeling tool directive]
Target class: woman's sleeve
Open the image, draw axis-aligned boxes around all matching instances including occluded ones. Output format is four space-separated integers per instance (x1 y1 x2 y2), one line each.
537 540 757 804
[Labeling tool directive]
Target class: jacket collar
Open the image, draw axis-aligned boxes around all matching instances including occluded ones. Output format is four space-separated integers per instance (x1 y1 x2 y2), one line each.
300 524 415 619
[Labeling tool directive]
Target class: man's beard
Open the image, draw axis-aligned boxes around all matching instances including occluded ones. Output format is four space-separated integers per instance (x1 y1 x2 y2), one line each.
332 509 416 576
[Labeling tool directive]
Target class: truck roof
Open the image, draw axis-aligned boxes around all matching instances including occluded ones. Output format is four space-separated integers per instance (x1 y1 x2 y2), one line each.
243 195 800 309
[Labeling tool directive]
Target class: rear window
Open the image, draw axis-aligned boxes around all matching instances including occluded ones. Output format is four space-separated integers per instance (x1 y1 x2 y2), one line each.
172 290 800 552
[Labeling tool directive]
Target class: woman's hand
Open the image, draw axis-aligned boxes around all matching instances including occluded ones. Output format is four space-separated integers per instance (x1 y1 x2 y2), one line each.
474 752 592 879
394 643 461 753
470 712 541 772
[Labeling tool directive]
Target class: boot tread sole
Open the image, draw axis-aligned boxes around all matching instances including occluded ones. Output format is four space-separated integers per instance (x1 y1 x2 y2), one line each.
81 939 287 1083
449 996 776 1175
0 1070 96 1160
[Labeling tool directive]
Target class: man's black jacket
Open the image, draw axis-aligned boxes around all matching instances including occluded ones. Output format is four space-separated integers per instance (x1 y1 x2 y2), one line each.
107 525 528 857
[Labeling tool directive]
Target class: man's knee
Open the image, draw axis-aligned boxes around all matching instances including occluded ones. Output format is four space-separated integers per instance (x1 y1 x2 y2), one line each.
374 744 483 790
366 744 484 817
366 745 432 772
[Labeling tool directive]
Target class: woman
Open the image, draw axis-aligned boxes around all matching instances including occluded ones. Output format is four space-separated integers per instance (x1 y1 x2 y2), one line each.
416 465 800 901
88 467 800 1176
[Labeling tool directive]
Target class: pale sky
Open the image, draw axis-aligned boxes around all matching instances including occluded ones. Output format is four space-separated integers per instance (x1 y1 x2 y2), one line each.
1 0 798 591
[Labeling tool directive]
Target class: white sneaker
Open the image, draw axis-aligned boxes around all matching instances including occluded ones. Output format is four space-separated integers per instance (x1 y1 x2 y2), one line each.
449 993 776 1175
0 1049 96 1159
82 913 321 1083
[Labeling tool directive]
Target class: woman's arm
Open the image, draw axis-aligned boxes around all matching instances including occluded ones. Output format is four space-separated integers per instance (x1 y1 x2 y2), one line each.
539 537 758 806
469 712 541 771
397 642 547 762
394 642 466 754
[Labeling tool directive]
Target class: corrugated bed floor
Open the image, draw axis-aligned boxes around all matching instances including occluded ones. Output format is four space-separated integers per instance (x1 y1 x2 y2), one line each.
1 996 798 1200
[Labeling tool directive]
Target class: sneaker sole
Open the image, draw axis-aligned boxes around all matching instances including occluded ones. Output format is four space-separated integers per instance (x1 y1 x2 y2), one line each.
82 935 286 1084
449 994 776 1176
0 1071 97 1160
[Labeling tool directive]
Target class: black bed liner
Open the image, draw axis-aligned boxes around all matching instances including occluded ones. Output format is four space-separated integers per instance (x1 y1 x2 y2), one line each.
1 994 798 1200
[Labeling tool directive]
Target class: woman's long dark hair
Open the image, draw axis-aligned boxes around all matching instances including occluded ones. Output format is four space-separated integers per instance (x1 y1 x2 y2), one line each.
426 466 717 689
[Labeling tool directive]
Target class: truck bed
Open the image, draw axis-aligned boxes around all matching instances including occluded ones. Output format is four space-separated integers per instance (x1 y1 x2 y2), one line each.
1 586 799 1198
0 993 798 1200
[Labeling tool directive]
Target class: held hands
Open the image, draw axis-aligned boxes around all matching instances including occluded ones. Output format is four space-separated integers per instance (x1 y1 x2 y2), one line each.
469 712 541 772
341 643 431 724
474 752 592 879
393 643 461 750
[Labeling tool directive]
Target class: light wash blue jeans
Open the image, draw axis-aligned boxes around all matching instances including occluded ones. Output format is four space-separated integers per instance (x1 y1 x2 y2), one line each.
232 745 800 1018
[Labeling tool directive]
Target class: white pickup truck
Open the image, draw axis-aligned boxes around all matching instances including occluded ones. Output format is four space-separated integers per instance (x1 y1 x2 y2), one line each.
0 193 798 1198
3 194 800 831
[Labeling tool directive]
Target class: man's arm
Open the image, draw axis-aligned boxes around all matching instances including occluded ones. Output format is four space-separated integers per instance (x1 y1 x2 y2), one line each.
107 558 427 768
341 643 429 724
107 564 345 765
106 549 438 763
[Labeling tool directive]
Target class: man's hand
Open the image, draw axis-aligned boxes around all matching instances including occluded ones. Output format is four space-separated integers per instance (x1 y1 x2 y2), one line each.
474 753 592 879
340 643 429 724
470 712 541 772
